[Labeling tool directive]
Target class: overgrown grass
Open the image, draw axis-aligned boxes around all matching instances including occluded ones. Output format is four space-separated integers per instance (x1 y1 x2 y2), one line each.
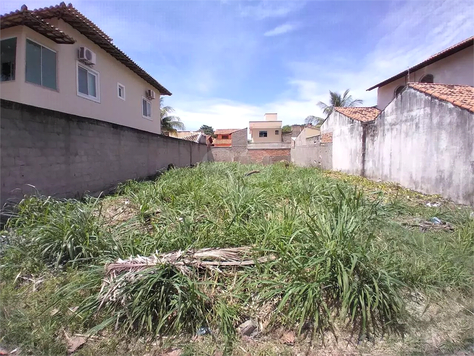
1 162 472 355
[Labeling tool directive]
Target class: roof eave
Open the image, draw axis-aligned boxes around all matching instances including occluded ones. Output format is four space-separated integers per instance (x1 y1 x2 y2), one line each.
366 38 474 91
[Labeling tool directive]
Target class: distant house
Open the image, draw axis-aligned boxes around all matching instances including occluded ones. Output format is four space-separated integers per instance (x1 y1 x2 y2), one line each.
0 2 171 134
293 126 321 148
249 113 283 144
213 129 241 147
367 36 473 109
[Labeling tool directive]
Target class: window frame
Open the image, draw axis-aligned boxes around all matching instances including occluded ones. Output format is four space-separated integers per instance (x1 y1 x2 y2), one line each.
1 36 17 82
275 130 279 135
394 85 405 98
259 130 268 138
221 135 229 139
142 97 152 120
117 82 125 100
76 61 100 102
25 37 58 90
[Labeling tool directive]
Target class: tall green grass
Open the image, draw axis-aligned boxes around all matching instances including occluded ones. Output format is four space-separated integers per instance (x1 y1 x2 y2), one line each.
1 162 472 354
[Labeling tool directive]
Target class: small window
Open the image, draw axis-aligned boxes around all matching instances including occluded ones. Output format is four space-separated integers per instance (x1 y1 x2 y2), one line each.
275 130 279 135
26 39 56 89
259 131 267 138
142 97 151 118
1 37 17 81
222 135 229 139
117 83 125 100
420 74 434 83
394 85 404 97
77 63 99 102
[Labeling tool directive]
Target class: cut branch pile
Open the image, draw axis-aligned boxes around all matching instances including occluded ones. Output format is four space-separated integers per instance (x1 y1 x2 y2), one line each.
105 247 275 277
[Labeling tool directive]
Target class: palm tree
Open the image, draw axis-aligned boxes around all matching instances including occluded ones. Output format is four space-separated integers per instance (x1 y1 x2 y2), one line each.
317 89 363 119
160 98 185 135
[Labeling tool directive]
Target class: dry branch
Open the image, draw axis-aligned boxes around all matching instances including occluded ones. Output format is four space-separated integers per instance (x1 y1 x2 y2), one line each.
105 247 274 277
244 170 260 176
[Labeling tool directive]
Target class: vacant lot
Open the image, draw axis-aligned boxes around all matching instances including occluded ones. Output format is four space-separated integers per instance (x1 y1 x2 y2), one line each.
1 162 473 355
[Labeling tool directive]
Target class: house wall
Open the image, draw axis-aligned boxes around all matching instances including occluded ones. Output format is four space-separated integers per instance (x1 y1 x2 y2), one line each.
321 112 364 175
0 100 209 207
0 21 163 134
365 88 474 205
376 47 473 109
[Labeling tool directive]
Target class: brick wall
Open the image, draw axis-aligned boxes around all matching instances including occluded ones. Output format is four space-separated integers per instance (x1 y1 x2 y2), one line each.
1 99 209 207
248 149 291 164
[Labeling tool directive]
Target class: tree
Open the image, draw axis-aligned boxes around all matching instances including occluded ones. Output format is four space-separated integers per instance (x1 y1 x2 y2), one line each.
317 89 363 119
160 98 185 135
199 125 214 136
282 125 292 133
304 116 325 126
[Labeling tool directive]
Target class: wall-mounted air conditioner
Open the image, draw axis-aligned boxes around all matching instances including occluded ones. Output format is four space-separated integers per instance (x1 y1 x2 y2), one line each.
146 89 156 100
78 47 97 65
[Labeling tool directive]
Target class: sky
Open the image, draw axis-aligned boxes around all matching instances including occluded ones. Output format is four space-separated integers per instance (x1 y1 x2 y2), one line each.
1 0 473 130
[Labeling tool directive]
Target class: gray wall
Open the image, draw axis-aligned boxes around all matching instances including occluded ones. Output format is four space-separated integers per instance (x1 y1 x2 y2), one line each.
291 143 332 169
365 88 474 205
1 100 209 206
320 111 364 175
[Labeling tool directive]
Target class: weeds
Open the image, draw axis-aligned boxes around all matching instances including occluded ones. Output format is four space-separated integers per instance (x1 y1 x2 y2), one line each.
0 162 472 355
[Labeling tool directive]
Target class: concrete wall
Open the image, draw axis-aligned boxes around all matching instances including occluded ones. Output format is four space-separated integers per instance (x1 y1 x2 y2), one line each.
376 47 473 109
291 143 332 169
321 111 364 175
1 21 164 134
365 88 474 205
0 100 209 207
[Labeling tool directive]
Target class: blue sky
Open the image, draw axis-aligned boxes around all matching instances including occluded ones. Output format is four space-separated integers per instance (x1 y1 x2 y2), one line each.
2 0 473 130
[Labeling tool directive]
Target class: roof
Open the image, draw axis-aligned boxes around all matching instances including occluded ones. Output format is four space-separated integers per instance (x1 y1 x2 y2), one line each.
334 107 381 122
0 2 171 95
407 83 474 113
367 36 474 91
214 129 241 135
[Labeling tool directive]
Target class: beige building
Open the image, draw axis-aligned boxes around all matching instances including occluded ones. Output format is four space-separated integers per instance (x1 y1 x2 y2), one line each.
249 113 282 143
0 3 171 134
367 36 473 109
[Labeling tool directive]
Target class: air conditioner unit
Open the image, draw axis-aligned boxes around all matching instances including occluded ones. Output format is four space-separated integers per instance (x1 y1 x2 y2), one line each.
78 47 96 65
145 89 156 100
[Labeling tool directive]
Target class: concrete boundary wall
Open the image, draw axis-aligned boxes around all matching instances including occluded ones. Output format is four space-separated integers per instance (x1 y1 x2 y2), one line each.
0 99 209 207
291 143 332 169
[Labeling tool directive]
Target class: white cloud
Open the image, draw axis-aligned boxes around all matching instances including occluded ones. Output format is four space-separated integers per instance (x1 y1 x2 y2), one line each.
264 23 295 37
239 0 305 20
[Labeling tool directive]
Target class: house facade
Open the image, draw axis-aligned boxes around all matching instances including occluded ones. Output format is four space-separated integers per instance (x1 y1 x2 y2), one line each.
368 36 473 109
0 3 171 135
213 129 241 147
249 113 283 143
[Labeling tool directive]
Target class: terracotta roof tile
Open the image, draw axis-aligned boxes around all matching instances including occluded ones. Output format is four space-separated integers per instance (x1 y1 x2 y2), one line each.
367 36 474 91
334 107 381 122
1 2 171 95
214 129 241 135
408 83 474 113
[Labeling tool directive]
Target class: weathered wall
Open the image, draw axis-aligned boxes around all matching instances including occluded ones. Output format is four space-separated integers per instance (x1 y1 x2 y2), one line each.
321 112 364 175
291 143 332 169
248 149 290 164
365 88 474 205
0 100 209 207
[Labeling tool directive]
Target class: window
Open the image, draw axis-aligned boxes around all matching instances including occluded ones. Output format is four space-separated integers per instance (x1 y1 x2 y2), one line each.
117 83 125 100
25 39 57 89
275 130 279 135
222 135 229 139
77 63 99 101
259 131 267 138
142 97 151 118
394 85 404 97
420 74 434 83
1 37 16 81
